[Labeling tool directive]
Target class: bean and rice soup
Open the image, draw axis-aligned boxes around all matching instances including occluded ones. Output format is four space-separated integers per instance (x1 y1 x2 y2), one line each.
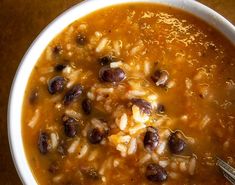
22 3 235 185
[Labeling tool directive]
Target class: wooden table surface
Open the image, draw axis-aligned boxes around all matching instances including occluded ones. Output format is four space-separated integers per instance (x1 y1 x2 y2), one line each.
0 0 234 184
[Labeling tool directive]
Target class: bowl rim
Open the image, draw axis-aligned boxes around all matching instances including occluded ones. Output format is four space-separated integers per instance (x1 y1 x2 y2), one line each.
7 0 235 184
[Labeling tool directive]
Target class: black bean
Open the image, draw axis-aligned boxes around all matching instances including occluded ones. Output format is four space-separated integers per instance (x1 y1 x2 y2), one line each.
99 56 114 66
82 98 92 115
54 64 67 72
62 115 78 138
48 161 59 174
131 98 152 115
146 163 168 182
53 45 62 55
99 66 125 83
88 128 104 144
168 131 186 154
48 76 66 94
38 131 49 154
151 70 169 87
64 122 77 138
29 89 39 104
76 34 87 46
82 167 100 180
63 84 83 105
144 126 159 152
156 104 165 114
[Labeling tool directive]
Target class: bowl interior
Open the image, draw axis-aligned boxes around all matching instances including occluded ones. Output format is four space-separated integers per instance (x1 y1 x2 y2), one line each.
8 0 235 184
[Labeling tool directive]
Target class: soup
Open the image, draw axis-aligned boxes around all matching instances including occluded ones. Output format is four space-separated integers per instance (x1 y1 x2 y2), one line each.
22 3 235 185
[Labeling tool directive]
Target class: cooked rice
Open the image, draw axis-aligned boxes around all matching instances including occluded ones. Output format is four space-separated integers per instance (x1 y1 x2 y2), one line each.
28 109 40 128
118 113 128 131
139 154 151 165
78 144 89 158
116 144 127 157
129 122 146 135
158 160 169 168
132 105 149 123
65 109 81 120
53 174 63 183
66 70 81 88
96 38 109 52
144 61 150 75
113 159 120 167
50 132 59 149
188 157 196 175
67 139 80 153
156 141 167 155
169 172 179 179
179 162 187 172
110 61 123 68
87 91 95 100
97 88 114 94
127 90 146 97
113 40 122 56
127 138 137 155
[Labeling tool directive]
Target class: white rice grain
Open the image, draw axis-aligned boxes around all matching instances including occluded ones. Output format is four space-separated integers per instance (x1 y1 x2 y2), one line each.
39 77 46 83
118 113 128 131
101 176 106 183
179 162 187 172
53 174 64 183
88 150 99 161
185 78 192 89
130 41 144 55
144 61 151 75
158 160 169 168
91 118 104 129
128 90 146 97
63 66 72 75
200 115 210 129
78 23 87 30
28 109 40 128
188 157 196 175
169 172 179 179
78 144 89 158
167 80 176 88
97 88 114 94
139 154 151 165
147 94 158 101
67 139 80 153
65 109 81 120
66 70 81 88
132 105 149 123
113 40 122 56
157 141 167 155
127 138 137 155
96 38 109 52
170 162 178 170
119 135 131 144
46 47 53 60
151 153 159 162
116 144 127 157
87 91 95 100
129 123 146 135
113 159 120 167
50 132 59 149
110 61 123 68
96 95 105 101
95 31 102 38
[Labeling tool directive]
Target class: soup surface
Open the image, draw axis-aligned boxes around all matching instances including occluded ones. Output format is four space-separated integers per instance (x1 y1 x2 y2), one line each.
22 3 235 185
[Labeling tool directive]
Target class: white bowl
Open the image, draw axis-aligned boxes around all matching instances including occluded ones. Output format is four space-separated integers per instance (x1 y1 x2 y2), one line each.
8 0 235 184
